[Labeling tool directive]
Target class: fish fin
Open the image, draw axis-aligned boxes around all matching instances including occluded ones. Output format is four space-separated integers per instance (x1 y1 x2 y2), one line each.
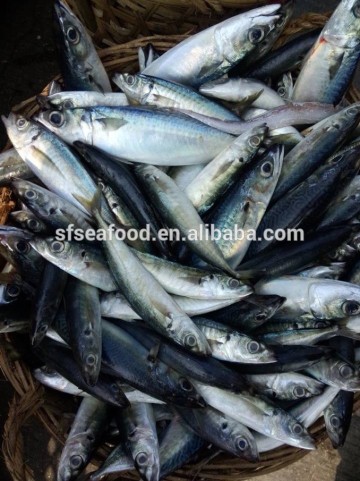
235 268 266 279
95 117 128 131
89 187 103 218
337 318 360 340
147 341 161 363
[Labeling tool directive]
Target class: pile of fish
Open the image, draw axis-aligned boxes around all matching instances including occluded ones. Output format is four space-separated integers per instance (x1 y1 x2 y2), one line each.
2 0 360 480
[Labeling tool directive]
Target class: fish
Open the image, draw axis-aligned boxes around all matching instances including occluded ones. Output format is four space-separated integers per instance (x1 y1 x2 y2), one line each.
138 43 161 72
176 405 259 461
245 372 324 401
256 276 360 321
2 114 98 215
292 0 360 103
116 403 159 481
101 319 206 407
119 320 246 391
10 210 48 234
57 397 109 481
142 5 283 87
246 143 360 256
209 145 283 267
113 73 239 120
74 142 169 255
0 148 32 185
37 91 128 110
32 262 68 346
192 317 276 364
65 277 102 386
207 294 285 331
30 237 117 292
135 164 240 277
36 337 129 407
12 179 94 232
185 125 268 215
92 190 211 355
35 106 235 166
53 0 111 92
272 104 360 202
200 77 286 110
193 382 315 449
244 28 321 80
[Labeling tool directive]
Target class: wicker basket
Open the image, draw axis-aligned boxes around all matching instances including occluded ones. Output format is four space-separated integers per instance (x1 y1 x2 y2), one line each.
1 7 360 481
66 0 270 45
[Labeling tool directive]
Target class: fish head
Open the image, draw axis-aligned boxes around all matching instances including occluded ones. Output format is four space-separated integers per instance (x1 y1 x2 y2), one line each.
54 0 89 64
2 113 42 151
37 92 75 110
333 359 360 391
11 210 44 234
133 441 160 481
30 237 73 264
308 279 360 319
0 225 33 260
0 282 22 305
271 408 315 450
79 330 101 387
113 73 152 104
231 427 259 462
241 336 276 363
200 273 252 298
12 179 44 210
58 441 88 481
252 144 284 196
323 0 360 45
35 108 91 145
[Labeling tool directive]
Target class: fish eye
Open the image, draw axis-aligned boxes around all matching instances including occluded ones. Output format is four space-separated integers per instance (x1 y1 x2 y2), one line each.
15 240 30 254
135 452 148 466
228 278 240 288
66 26 80 44
247 340 260 354
184 333 197 348
315 321 327 328
16 117 28 130
236 437 248 451
6 284 21 298
63 99 74 109
340 364 353 379
50 240 65 253
293 386 306 398
292 423 304 436
255 312 267 321
249 135 261 148
346 106 360 116
49 111 65 127
25 189 37 200
278 86 286 97
125 74 136 86
330 415 341 428
179 378 194 392
86 354 96 366
27 219 40 231
260 161 273 177
111 382 120 393
353 1 360 18
342 300 360 316
248 26 265 44
70 455 83 469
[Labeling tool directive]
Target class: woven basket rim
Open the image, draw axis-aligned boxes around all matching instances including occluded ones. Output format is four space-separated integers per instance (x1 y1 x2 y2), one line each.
1 9 359 481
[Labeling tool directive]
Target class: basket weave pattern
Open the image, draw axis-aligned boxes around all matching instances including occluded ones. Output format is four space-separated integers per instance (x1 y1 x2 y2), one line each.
1 8 359 481
66 0 270 45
